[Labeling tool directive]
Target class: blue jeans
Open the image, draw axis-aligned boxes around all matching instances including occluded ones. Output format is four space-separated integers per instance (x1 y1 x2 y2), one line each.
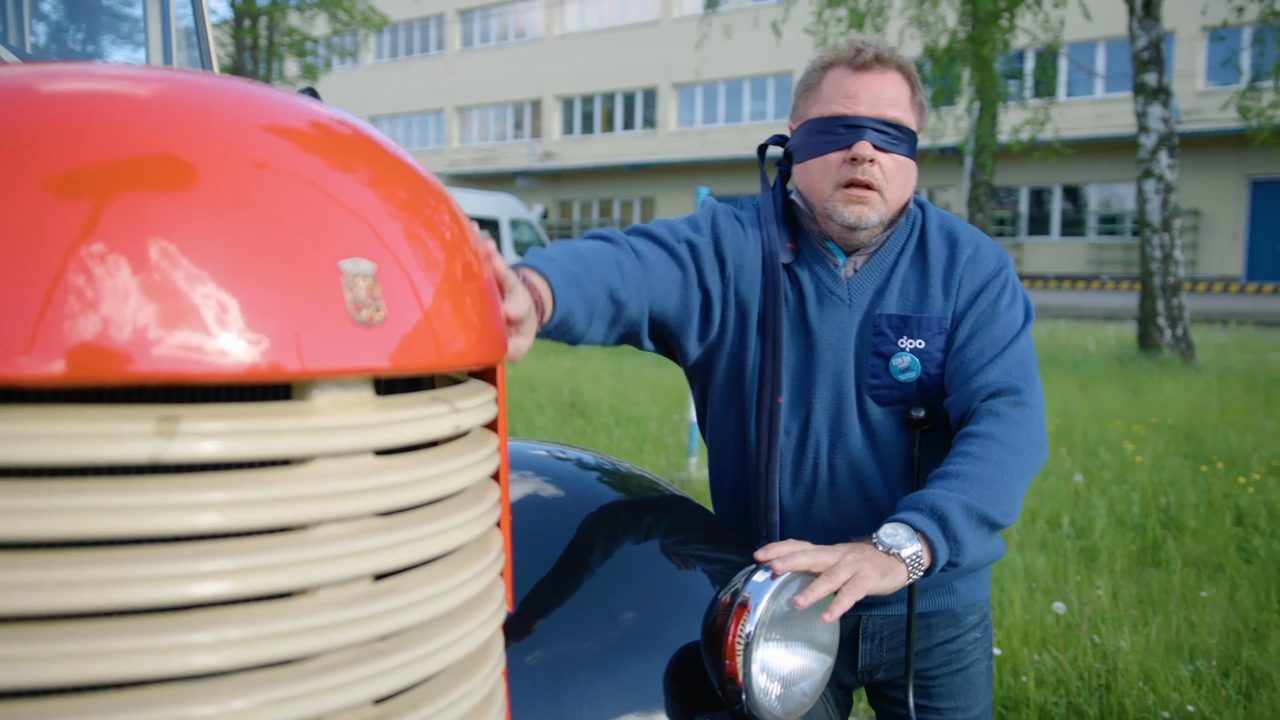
801 598 994 720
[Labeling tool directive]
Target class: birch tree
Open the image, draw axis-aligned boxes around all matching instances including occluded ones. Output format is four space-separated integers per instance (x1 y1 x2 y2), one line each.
1127 0 1195 363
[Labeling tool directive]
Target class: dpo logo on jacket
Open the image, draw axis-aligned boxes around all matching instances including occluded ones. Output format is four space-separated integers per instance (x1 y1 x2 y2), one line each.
868 314 949 407
889 336 927 382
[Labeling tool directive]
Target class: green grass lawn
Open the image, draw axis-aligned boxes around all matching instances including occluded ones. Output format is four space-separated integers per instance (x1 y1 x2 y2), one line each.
506 320 1279 720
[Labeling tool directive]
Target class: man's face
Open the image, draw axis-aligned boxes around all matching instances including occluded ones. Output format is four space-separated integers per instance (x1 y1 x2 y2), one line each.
789 67 920 240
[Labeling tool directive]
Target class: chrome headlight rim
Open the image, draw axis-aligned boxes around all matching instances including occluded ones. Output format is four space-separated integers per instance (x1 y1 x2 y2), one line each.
701 563 839 720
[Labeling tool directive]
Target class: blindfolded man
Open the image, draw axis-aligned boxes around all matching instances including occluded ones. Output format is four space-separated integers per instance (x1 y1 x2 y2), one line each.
476 37 1048 720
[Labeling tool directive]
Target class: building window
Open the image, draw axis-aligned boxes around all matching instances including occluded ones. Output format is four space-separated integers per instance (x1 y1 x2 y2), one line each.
561 0 660 32
1063 34 1176 98
1003 35 1176 102
460 0 545 49
561 88 657 136
998 50 1026 102
999 46 1058 102
376 16 444 61
1205 23 1278 87
675 0 782 16
458 100 543 146
549 197 656 238
371 110 445 150
992 187 1022 237
1092 182 1137 236
993 182 1138 238
676 73 792 129
916 60 960 109
305 32 360 70
918 186 960 214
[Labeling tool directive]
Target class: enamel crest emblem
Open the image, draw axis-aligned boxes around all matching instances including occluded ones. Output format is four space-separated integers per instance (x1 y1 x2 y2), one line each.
337 257 387 326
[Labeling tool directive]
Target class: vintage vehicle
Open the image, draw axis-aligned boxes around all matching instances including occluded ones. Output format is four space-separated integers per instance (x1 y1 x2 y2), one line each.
0 2 842 719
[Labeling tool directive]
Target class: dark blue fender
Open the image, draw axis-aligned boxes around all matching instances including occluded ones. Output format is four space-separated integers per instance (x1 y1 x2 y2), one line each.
503 438 751 720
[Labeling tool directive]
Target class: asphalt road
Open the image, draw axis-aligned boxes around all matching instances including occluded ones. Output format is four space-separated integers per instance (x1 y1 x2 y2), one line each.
1028 290 1280 325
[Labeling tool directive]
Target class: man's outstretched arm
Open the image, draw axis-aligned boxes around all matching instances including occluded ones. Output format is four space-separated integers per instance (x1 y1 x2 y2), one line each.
473 202 751 365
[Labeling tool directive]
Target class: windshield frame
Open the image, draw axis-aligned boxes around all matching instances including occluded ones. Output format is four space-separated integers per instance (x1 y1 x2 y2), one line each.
0 0 216 72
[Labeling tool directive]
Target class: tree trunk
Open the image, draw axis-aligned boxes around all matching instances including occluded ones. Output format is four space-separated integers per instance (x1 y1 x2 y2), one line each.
228 4 252 77
264 0 281 84
964 0 1001 237
1127 0 1195 363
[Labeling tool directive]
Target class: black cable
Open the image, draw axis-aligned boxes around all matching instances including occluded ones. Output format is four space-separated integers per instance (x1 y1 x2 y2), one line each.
904 406 930 720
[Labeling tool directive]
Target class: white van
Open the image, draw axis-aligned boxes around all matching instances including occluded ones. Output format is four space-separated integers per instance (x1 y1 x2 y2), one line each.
446 186 552 265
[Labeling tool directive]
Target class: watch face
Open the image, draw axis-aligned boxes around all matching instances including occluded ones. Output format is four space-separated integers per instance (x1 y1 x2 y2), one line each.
877 522 916 549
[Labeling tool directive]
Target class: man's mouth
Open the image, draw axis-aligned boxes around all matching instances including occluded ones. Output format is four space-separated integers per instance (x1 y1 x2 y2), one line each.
840 177 879 192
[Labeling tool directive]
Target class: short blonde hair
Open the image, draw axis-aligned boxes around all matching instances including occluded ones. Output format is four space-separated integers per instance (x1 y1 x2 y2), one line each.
790 37 929 132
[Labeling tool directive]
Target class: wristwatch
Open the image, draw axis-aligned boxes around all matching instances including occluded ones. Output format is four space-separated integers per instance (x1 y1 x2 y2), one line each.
872 521 926 585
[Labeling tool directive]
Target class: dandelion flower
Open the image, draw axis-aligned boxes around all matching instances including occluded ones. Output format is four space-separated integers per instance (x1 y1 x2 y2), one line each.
1124 440 1137 451
1216 462 1224 469
1248 487 1255 494
1136 456 1143 463
1187 706 1195 713
1238 476 1247 484
1073 473 1085 483
1021 676 1028 682
1051 601 1067 615
1200 465 1209 472
1251 473 1261 480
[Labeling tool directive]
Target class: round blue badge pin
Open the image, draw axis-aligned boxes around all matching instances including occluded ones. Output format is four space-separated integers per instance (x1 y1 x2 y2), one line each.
889 351 922 383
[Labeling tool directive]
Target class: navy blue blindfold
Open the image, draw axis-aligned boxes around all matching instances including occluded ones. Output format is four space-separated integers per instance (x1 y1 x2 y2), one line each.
747 115 918 545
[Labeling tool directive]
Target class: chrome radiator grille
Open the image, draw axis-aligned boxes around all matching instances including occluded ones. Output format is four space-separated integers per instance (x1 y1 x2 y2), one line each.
0 376 508 720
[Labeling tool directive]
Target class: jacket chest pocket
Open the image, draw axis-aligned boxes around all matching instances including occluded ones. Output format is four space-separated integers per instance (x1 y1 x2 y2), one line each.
866 312 950 408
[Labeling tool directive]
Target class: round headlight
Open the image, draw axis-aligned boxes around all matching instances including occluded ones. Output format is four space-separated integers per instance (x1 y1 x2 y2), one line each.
701 564 840 720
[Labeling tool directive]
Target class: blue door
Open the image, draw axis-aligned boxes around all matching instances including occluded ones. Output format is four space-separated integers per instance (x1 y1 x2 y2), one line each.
1246 178 1280 282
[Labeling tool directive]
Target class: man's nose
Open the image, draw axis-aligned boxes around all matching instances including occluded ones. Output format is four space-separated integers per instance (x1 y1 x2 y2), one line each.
844 140 878 163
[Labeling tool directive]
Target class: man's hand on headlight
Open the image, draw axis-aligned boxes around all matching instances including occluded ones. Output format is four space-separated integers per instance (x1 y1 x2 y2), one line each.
753 538 932 623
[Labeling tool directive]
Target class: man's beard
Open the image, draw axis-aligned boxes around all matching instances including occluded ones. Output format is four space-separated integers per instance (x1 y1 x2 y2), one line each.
820 193 890 249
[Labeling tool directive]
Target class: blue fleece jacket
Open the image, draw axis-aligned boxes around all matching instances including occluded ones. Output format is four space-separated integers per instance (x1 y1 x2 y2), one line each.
513 194 1048 614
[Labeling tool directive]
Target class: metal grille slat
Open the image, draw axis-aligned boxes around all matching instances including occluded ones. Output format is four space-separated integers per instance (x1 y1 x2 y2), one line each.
327 634 507 720
0 428 500 541
0 530 505 690
0 377 497 467
1 480 500 615
0 581 509 720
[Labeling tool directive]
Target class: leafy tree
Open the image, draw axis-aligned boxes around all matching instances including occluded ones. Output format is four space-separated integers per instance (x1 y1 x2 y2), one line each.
1126 0 1196 363
210 0 387 87
1208 0 1280 145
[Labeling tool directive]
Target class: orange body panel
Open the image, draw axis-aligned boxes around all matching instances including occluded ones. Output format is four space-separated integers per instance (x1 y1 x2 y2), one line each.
0 63 508 386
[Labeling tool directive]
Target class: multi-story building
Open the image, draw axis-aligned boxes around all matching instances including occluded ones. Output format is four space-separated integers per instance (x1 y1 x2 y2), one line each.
311 0 1280 281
